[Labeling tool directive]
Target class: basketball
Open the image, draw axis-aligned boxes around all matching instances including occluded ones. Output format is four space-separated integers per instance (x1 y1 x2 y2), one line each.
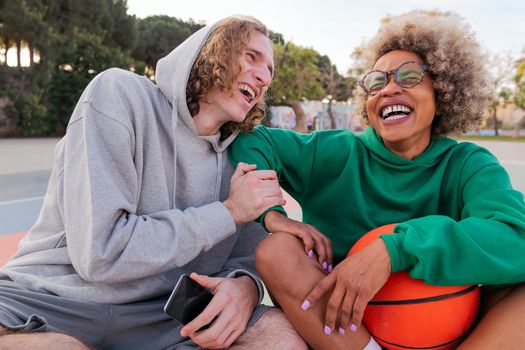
348 223 480 350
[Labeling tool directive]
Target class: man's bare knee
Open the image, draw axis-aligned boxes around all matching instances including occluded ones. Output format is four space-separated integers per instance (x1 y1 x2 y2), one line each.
0 331 92 350
232 307 307 350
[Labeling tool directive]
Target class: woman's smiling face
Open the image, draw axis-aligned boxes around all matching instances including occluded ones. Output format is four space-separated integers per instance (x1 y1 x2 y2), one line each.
366 50 436 159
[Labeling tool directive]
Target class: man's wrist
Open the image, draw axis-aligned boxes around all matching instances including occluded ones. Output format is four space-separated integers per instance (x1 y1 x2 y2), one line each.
236 275 259 307
227 269 264 305
223 199 241 225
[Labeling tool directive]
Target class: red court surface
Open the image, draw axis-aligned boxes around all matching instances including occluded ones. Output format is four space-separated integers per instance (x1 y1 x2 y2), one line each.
0 231 26 266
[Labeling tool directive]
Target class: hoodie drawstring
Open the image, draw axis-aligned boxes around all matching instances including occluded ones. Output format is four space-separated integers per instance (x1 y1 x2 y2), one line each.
215 152 222 200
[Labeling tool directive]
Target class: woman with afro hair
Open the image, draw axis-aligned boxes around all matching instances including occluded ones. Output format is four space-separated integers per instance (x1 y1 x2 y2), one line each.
230 10 525 350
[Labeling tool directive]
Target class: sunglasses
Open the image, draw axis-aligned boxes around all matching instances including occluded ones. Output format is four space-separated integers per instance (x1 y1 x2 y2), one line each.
359 61 428 96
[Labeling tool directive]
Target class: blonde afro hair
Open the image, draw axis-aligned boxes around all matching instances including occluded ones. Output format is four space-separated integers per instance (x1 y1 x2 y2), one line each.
354 11 490 137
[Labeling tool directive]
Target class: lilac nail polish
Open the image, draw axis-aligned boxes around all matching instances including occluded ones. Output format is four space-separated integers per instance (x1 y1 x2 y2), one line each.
328 264 333 272
301 300 310 311
351 324 357 332
324 325 332 335
307 250 313 258
322 261 327 270
338 327 345 335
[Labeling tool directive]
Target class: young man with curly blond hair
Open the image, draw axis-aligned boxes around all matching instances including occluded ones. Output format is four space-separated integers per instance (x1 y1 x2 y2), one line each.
0 16 307 349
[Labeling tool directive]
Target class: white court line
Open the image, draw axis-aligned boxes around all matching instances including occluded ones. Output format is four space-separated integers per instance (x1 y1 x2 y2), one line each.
0 196 44 206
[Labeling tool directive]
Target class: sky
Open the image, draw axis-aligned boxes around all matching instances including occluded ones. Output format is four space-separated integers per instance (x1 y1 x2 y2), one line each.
126 0 525 74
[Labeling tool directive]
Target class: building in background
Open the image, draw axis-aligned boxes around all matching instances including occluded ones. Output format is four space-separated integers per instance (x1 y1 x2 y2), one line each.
269 101 362 132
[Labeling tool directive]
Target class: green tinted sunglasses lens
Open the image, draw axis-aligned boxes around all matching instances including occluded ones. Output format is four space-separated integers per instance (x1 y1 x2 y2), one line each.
365 72 386 93
396 63 425 87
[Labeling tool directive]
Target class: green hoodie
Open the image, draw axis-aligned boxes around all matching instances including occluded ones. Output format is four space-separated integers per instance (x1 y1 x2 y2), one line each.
229 126 525 286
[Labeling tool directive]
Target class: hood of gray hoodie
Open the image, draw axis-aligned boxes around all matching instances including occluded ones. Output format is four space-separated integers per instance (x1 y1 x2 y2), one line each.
156 21 239 152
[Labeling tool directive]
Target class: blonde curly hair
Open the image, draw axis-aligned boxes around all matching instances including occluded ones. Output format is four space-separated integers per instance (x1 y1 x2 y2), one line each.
186 16 269 138
354 11 490 137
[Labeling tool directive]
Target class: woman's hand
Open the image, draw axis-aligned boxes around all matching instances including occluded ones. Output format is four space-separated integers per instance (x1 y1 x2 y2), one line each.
180 273 258 349
264 211 333 271
301 238 391 334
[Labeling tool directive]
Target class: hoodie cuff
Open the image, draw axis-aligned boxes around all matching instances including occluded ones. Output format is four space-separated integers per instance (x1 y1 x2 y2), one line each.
227 269 264 305
380 227 417 273
258 206 288 232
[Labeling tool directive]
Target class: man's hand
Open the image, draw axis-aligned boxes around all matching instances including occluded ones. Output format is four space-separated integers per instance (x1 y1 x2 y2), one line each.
224 162 285 225
180 273 259 349
301 238 391 335
264 211 333 271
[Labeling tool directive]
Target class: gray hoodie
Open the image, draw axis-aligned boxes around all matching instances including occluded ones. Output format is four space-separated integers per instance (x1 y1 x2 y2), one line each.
0 21 266 304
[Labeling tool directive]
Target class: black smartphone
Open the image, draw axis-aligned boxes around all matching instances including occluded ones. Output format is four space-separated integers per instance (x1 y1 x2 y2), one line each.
164 274 214 326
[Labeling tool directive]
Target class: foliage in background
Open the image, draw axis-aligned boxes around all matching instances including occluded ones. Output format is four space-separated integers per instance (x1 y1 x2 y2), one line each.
133 15 203 75
516 58 525 109
0 0 204 135
514 56 525 135
0 0 356 136
269 42 324 132
318 54 356 129
486 54 514 135
0 0 139 135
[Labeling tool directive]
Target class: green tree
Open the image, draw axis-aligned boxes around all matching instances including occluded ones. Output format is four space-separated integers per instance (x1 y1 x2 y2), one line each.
514 56 525 137
0 0 141 136
22 0 49 66
6 86 50 136
487 54 514 135
48 27 133 132
107 0 138 52
269 42 324 132
0 0 44 69
269 31 284 45
317 54 356 129
0 35 12 67
133 15 203 75
0 0 13 66
0 0 22 68
347 45 367 84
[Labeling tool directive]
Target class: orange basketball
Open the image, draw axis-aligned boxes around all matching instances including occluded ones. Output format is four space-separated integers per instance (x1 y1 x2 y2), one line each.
348 224 479 350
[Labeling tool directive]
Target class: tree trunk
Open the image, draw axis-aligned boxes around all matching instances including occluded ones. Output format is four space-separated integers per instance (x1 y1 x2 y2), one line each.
16 40 22 71
514 113 525 138
327 98 336 129
492 108 499 136
288 100 308 133
3 36 9 66
29 41 34 66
